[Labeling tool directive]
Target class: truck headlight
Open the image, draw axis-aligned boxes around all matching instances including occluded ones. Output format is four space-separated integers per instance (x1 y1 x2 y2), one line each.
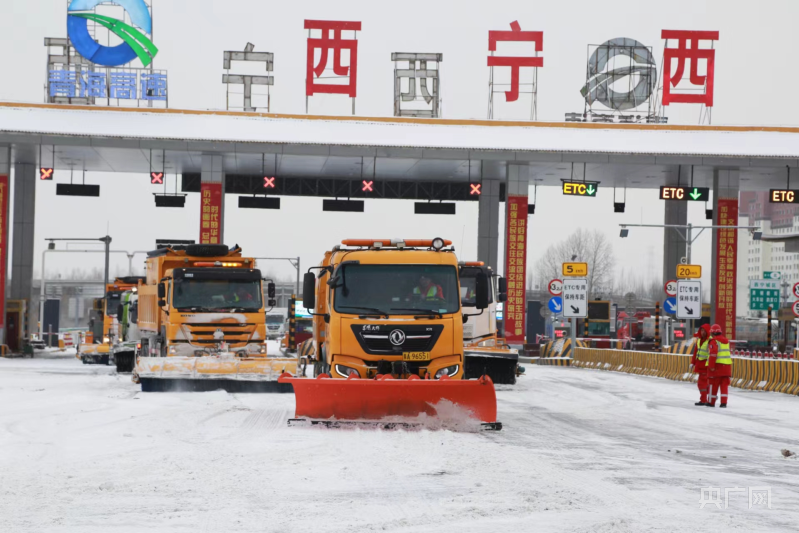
168 345 177 355
103 337 110 343
335 364 359 378
435 365 459 379
260 344 267 354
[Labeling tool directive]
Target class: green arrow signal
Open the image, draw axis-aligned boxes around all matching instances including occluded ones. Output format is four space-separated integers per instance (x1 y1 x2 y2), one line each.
690 188 702 200
586 184 596 196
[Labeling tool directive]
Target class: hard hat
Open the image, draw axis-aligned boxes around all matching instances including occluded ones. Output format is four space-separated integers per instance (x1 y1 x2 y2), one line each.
710 324 722 335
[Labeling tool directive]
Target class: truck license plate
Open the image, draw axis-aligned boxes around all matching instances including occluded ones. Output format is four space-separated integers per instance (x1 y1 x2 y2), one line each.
402 351 430 361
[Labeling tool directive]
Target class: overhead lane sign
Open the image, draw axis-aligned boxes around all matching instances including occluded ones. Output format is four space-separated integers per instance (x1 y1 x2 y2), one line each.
659 186 710 202
562 181 598 197
769 190 799 204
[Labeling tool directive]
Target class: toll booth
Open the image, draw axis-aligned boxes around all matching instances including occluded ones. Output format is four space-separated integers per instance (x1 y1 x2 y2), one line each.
5 300 27 353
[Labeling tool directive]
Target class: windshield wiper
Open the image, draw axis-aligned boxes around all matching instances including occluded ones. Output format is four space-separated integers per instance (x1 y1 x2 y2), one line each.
391 308 444 318
338 305 389 318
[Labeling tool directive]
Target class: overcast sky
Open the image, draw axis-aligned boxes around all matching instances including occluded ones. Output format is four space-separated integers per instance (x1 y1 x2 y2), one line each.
3 0 795 287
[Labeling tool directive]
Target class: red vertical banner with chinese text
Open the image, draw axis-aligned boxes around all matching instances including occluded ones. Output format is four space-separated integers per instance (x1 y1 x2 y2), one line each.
714 198 737 339
0 175 7 328
199 182 223 245
504 196 528 345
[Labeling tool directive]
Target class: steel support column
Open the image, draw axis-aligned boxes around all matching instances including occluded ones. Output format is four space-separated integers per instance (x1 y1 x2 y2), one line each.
662 166 689 286
0 147 9 344
11 163 36 334
477 161 504 271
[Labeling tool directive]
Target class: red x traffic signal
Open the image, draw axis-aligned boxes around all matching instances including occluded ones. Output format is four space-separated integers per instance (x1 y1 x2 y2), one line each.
150 172 164 184
40 168 54 181
263 176 276 189
362 180 374 192
470 183 482 195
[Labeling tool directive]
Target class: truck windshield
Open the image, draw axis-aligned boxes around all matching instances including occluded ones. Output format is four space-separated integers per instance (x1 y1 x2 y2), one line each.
334 264 460 315
266 315 284 324
173 279 262 311
459 268 494 308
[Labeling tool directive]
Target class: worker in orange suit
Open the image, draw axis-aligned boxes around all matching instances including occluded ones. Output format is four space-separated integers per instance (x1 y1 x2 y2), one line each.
707 324 732 408
690 324 711 406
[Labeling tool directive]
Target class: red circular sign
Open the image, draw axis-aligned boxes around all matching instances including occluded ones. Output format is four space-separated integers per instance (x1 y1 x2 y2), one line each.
664 280 677 297
793 301 799 318
548 279 563 296
793 282 799 300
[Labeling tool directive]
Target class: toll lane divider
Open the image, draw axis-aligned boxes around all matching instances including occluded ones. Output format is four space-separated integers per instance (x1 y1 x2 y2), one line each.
537 338 613 361
570 348 799 396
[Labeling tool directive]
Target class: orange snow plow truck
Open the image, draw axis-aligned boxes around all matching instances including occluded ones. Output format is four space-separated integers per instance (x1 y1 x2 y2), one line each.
133 243 297 392
278 238 501 430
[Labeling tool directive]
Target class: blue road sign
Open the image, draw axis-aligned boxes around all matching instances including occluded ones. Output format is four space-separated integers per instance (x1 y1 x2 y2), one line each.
664 297 677 315
548 296 563 314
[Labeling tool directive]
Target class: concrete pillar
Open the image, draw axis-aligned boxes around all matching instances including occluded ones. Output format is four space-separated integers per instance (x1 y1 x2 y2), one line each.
710 169 740 337
0 147 9 344
200 154 225 244
503 163 529 346
662 165 689 286
477 161 504 271
11 163 36 341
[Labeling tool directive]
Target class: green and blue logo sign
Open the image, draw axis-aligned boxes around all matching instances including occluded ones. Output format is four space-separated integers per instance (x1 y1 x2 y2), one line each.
67 0 158 67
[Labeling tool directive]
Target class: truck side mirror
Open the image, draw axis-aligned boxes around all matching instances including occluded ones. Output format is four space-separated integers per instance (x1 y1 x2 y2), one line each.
158 299 166 307
497 277 507 294
497 277 508 302
476 272 490 310
157 282 166 299
267 299 277 307
303 272 316 310
267 282 276 299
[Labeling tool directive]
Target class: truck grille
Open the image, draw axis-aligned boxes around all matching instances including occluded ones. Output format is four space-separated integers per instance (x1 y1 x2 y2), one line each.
351 324 444 355
181 323 258 347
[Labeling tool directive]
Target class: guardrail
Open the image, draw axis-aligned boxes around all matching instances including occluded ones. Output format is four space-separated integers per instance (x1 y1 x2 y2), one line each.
568 347 799 396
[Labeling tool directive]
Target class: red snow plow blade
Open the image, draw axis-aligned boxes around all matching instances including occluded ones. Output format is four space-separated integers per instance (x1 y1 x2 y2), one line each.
278 373 501 430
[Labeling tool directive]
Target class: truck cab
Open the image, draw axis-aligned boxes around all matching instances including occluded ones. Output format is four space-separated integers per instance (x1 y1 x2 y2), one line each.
137 244 271 358
303 238 489 380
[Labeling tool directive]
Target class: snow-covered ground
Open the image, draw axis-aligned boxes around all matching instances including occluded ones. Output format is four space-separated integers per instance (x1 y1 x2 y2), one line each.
1 350 798 532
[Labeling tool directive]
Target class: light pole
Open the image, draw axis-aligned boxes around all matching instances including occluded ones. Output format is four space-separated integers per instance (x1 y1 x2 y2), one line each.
253 257 301 298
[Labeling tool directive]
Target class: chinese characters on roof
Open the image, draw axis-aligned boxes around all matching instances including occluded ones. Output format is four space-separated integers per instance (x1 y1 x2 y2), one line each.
46 14 720 118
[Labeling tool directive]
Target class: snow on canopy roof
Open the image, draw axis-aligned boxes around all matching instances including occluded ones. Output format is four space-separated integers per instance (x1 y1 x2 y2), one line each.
1 102 799 159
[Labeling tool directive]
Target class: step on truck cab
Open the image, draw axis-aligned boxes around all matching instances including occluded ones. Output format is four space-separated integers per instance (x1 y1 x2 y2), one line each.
133 243 296 392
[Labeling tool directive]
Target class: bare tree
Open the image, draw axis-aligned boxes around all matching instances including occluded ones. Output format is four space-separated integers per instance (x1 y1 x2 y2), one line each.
534 229 616 297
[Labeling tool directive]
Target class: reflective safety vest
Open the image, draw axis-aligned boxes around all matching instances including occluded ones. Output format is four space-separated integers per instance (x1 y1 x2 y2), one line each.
414 286 439 299
714 341 732 365
696 340 710 361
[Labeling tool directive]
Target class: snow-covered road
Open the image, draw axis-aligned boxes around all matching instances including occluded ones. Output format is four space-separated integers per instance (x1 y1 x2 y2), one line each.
1 354 798 532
